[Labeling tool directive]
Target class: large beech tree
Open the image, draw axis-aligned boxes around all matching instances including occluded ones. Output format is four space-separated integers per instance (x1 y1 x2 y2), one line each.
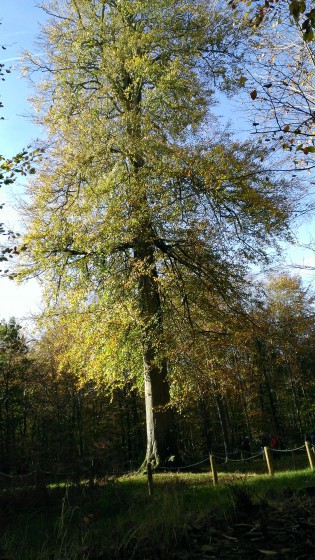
20 0 297 466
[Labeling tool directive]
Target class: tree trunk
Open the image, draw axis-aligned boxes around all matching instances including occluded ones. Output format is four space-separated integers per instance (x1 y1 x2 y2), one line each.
215 394 230 459
287 362 304 439
143 353 175 466
135 240 177 468
256 339 281 433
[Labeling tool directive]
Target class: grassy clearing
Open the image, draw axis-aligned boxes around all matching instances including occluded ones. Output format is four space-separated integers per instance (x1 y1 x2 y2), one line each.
1 466 315 559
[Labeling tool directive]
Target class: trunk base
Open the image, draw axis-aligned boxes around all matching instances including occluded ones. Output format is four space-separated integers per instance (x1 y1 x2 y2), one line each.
139 453 183 473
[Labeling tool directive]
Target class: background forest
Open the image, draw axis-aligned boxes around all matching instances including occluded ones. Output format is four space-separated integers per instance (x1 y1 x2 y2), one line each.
1 0 315 475
1 273 315 475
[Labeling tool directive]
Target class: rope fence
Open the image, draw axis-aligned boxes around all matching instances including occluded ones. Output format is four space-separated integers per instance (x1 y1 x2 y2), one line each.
146 441 315 495
159 457 209 471
213 449 265 463
0 442 314 494
272 445 306 453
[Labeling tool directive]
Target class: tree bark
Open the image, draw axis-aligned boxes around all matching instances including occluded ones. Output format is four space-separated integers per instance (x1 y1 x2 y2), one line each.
215 394 230 459
135 240 177 467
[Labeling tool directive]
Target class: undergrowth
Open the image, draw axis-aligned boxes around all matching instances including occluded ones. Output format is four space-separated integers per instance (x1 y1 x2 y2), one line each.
0 467 314 559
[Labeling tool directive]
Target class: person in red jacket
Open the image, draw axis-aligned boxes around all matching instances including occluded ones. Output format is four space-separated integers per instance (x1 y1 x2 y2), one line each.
270 434 279 458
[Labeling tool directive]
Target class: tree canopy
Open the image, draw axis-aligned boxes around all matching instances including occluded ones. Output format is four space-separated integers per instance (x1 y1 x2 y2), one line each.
228 0 315 178
16 0 307 466
230 0 315 42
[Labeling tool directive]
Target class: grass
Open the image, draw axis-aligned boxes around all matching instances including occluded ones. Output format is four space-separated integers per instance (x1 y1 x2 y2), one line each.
1 463 315 559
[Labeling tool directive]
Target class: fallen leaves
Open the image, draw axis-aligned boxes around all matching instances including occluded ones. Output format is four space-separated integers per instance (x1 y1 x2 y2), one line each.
168 488 315 560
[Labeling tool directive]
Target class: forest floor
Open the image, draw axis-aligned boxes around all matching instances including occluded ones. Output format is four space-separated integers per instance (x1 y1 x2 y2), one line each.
167 486 315 560
0 467 315 559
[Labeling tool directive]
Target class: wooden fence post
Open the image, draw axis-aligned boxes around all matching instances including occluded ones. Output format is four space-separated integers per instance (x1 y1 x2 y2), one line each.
305 441 315 470
147 462 153 496
210 454 218 486
264 446 274 476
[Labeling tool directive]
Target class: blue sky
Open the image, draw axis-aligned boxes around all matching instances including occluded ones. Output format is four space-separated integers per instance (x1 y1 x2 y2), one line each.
1 1 46 323
1 1 47 155
0 1 314 325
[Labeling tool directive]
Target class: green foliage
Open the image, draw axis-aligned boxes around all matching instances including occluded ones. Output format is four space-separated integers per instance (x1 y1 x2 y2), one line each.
15 1 307 464
20 1 294 356
0 315 146 474
1 272 314 478
0 150 40 187
0 318 31 471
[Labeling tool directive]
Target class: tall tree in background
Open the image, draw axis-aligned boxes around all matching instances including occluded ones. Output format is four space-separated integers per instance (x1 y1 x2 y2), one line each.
0 318 30 471
20 0 298 466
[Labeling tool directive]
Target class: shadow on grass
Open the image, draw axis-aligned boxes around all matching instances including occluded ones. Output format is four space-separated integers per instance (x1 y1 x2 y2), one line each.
0 467 315 559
